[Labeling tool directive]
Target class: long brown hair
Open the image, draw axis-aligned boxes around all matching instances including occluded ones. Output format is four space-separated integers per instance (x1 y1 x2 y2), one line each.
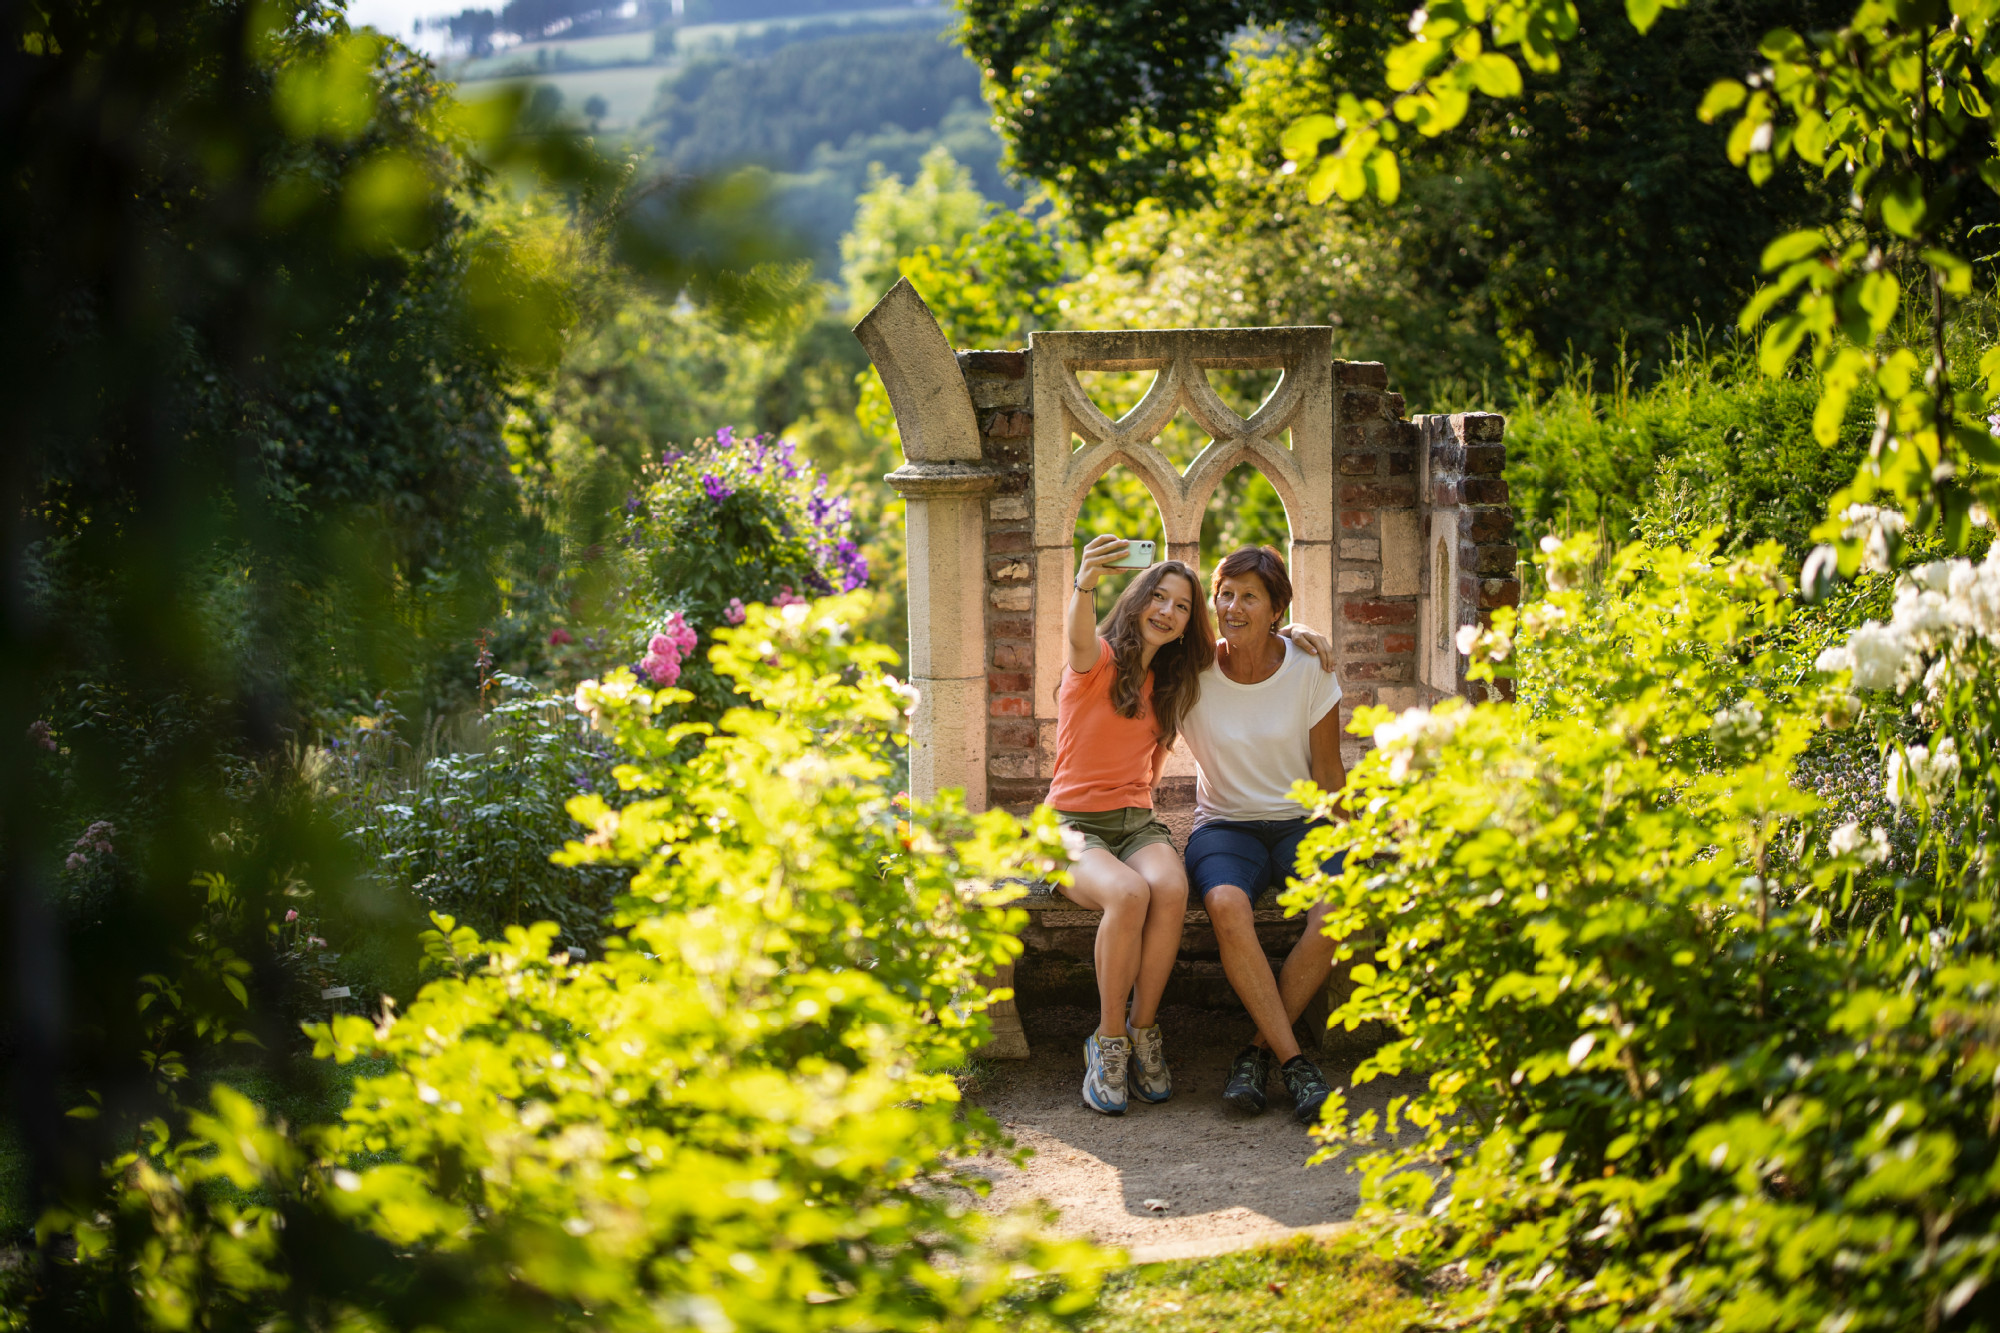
1098 560 1215 747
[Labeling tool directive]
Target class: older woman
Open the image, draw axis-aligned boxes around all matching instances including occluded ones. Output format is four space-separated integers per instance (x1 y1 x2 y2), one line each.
1177 545 1346 1124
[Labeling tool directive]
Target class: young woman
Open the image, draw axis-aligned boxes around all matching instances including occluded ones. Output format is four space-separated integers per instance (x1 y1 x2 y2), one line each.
1047 534 1215 1115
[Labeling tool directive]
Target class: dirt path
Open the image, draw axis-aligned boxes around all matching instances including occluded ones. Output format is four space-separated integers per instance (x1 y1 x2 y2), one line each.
964 1004 1422 1255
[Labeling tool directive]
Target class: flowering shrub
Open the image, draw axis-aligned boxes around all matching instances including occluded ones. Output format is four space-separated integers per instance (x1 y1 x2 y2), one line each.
326 679 627 953
43 595 1107 1331
586 430 871 721
1285 532 2000 1331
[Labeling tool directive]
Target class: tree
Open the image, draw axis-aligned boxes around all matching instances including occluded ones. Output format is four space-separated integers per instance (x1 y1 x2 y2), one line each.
0 0 778 1313
959 0 1850 377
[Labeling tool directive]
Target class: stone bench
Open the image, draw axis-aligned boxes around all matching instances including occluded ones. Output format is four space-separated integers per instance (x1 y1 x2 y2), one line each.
982 864 1366 1060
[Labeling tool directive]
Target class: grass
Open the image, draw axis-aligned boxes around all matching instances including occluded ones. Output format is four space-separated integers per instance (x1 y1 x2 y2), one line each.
1019 1235 1424 1333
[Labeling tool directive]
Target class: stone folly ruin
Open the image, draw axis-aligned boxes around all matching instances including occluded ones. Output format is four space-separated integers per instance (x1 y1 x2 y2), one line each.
854 279 1519 1057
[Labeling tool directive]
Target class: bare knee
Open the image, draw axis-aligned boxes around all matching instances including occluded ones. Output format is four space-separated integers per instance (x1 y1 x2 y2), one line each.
1097 870 1150 919
1142 865 1189 911
1205 886 1256 933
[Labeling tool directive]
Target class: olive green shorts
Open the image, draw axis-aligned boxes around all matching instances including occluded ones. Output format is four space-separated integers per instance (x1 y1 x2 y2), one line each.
1057 807 1175 862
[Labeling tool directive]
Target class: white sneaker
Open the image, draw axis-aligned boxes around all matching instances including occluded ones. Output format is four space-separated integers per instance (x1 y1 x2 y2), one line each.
1126 1021 1171 1103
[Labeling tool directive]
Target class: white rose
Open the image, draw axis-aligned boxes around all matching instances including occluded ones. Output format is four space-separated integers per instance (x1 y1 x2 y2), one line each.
1845 622 1908 692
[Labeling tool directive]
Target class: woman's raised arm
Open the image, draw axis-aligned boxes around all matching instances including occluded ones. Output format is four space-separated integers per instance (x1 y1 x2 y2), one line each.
1068 534 1130 673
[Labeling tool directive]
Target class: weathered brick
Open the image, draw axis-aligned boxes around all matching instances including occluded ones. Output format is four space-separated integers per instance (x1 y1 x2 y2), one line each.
1386 451 1415 476
1343 633 1382 654
987 529 1031 553
1383 392 1406 418
1339 538 1380 561
1340 388 1390 420
1340 481 1417 509
988 779 1052 808
1345 660 1411 682
1478 578 1522 610
990 495 1030 522
991 616 1033 640
1465 443 1506 475
988 557 1032 582
1460 411 1505 443
993 641 1032 671
1337 568 1376 593
989 718 1037 751
1464 477 1509 505
990 586 1031 611
1343 687 1378 707
986 411 1032 439
1384 632 1417 654
989 695 1032 718
989 671 1031 693
1340 509 1378 531
1468 509 1514 542
1335 360 1389 388
1339 452 1378 476
961 349 1027 378
1431 479 1462 508
988 753 1038 780
1343 599 1418 626
1473 543 1517 575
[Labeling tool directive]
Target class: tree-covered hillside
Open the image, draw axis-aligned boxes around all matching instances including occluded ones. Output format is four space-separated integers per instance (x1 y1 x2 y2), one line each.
644 23 1016 274
647 28 981 173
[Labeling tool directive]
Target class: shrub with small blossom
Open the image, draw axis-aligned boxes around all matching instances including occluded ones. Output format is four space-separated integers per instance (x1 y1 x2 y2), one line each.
604 430 873 720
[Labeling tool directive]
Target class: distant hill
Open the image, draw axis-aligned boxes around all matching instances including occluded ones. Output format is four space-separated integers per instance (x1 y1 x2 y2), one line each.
646 29 976 173
641 23 1014 278
448 6 1011 284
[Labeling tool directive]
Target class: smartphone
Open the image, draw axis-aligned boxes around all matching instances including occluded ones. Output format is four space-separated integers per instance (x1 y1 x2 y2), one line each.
1112 539 1157 569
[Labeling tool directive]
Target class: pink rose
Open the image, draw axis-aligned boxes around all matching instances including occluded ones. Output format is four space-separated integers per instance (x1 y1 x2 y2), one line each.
774 586 806 608
285 909 299 923
662 610 697 653
648 632 673 657
641 647 682 686
724 598 746 625
548 628 573 647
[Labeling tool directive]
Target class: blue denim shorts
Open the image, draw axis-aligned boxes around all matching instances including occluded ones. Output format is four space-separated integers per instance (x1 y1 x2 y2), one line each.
1185 817 1346 907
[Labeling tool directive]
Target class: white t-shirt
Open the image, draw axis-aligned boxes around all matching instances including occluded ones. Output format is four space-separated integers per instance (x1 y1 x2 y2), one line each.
1179 639 1343 827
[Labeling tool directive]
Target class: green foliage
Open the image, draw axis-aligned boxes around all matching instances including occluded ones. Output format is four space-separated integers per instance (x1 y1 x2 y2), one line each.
323 682 627 951
1 0 791 1286
1501 335 1870 557
39 596 1111 1331
1282 0 2000 548
963 0 1843 380
1283 532 2000 1330
841 145 995 313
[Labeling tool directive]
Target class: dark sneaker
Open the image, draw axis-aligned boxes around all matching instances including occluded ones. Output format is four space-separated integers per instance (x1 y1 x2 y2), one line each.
1222 1044 1275 1115
1282 1054 1333 1125
1082 1032 1129 1115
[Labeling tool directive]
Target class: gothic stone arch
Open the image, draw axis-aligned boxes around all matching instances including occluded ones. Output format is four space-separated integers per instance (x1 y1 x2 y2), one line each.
856 279 1517 1053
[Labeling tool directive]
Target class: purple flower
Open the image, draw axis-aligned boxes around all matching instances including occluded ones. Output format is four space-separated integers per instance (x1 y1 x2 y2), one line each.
662 449 685 466
624 494 642 514
716 425 735 447
702 473 735 502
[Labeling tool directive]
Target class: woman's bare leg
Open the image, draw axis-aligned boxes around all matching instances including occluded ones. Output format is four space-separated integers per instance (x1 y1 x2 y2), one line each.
1123 842 1188 1028
1059 848 1151 1037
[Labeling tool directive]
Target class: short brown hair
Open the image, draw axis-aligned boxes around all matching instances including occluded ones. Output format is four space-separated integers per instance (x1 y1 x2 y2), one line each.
1214 546 1292 622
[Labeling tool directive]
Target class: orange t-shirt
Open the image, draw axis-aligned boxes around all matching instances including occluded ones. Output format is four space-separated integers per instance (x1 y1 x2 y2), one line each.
1046 637 1164 812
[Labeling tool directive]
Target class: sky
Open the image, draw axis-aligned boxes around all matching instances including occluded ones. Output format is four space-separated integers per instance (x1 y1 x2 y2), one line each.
346 0 455 53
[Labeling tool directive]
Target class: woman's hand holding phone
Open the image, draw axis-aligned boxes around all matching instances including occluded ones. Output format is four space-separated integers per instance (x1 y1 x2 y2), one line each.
1074 534 1132 592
